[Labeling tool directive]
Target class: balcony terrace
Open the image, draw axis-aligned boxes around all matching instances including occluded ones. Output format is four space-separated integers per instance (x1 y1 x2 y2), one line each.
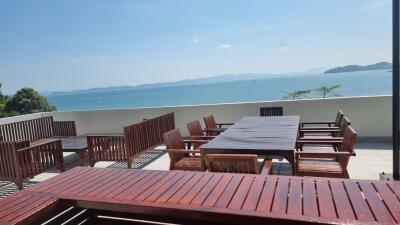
0 95 392 199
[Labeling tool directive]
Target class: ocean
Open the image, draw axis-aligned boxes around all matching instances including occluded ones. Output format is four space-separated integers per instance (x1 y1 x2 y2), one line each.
47 69 392 111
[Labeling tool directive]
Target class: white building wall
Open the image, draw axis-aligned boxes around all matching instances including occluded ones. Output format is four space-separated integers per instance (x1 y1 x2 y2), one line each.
0 95 392 138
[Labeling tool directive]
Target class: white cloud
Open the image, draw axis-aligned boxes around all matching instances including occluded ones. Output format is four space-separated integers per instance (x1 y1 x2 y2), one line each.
192 36 199 43
216 44 232 50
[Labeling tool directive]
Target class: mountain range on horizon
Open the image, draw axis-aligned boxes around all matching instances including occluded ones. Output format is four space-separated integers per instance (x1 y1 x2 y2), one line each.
44 62 391 96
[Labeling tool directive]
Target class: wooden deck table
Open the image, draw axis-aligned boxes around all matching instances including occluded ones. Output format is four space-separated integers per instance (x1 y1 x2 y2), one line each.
1 167 399 225
201 116 300 174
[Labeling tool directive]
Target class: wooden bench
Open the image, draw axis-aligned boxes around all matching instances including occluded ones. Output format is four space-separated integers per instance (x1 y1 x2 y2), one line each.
0 116 76 189
87 112 175 168
1 167 400 224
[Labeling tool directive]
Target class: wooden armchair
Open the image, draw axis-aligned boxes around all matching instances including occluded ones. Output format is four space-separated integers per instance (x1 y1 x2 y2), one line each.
0 139 64 190
163 129 208 171
203 115 233 136
300 116 351 138
205 154 272 174
301 110 344 129
295 126 357 178
187 120 216 149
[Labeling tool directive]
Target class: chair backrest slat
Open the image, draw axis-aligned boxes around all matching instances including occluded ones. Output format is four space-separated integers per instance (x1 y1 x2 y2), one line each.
0 117 54 142
334 110 345 127
205 154 260 174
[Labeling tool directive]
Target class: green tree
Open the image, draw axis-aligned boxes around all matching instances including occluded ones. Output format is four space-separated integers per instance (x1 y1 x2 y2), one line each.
282 89 311 100
5 88 56 115
314 84 341 98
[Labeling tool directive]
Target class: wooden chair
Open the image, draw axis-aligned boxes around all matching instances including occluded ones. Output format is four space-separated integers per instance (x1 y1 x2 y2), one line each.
203 115 233 136
295 126 357 178
260 107 283 116
205 154 272 174
163 129 208 171
301 110 344 128
0 139 64 190
300 116 351 138
187 120 216 149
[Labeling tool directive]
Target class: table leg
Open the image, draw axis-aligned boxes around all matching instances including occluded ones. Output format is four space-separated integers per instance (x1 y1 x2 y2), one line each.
77 150 86 166
283 153 295 175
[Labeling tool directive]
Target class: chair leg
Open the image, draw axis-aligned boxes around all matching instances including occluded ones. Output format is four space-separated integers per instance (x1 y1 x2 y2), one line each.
127 159 133 169
15 180 23 191
343 170 350 178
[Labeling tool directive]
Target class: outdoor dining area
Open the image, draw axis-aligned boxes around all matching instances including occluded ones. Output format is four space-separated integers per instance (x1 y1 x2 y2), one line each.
0 109 399 225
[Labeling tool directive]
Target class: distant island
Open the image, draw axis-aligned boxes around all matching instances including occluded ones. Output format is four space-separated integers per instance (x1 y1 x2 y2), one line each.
324 62 392 74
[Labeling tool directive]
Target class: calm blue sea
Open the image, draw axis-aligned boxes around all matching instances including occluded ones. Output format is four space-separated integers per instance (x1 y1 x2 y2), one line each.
47 69 392 111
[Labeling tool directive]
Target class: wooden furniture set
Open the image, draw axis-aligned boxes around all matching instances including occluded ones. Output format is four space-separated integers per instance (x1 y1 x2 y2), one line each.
1 167 400 225
0 116 76 190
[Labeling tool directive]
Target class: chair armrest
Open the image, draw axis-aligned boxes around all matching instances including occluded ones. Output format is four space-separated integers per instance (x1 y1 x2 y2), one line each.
216 123 234 126
184 139 210 144
298 137 344 141
297 139 343 145
167 149 201 154
189 135 217 140
301 126 340 130
295 151 352 158
300 129 340 133
301 121 335 126
203 128 227 132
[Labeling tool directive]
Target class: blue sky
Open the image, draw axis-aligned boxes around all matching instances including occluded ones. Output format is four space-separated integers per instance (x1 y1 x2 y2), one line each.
0 0 392 94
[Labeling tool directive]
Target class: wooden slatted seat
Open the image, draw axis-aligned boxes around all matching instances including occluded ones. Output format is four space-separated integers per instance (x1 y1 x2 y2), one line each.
296 126 357 178
163 128 207 171
205 154 272 174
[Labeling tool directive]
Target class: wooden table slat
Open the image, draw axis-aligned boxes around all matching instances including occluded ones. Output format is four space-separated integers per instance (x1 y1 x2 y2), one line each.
256 176 277 212
359 182 394 223
202 175 233 207
302 179 319 217
373 182 400 223
271 177 289 214
287 177 302 216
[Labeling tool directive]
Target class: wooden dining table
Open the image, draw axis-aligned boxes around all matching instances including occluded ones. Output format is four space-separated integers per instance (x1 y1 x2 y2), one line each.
201 116 300 174
1 167 399 225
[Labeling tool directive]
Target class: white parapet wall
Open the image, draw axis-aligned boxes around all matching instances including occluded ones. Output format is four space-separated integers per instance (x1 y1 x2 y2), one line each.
0 95 392 138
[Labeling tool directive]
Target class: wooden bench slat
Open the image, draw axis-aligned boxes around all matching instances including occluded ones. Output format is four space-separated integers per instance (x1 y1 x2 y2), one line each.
168 173 205 204
302 179 319 217
287 177 302 216
192 174 224 206
106 170 148 198
214 175 243 208
373 182 400 223
228 176 254 209
271 177 289 214
329 180 356 220
145 172 188 202
316 179 337 219
86 169 133 197
242 176 265 210
344 181 376 222
135 172 181 201
156 173 196 203
359 182 394 223
256 176 277 212
179 173 214 205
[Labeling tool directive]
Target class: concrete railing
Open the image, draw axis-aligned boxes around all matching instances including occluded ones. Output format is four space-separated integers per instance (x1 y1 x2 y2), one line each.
0 95 392 138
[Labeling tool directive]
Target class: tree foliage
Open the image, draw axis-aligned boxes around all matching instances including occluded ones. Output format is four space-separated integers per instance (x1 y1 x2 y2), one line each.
314 84 341 98
282 89 311 100
283 84 341 100
1 88 56 117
